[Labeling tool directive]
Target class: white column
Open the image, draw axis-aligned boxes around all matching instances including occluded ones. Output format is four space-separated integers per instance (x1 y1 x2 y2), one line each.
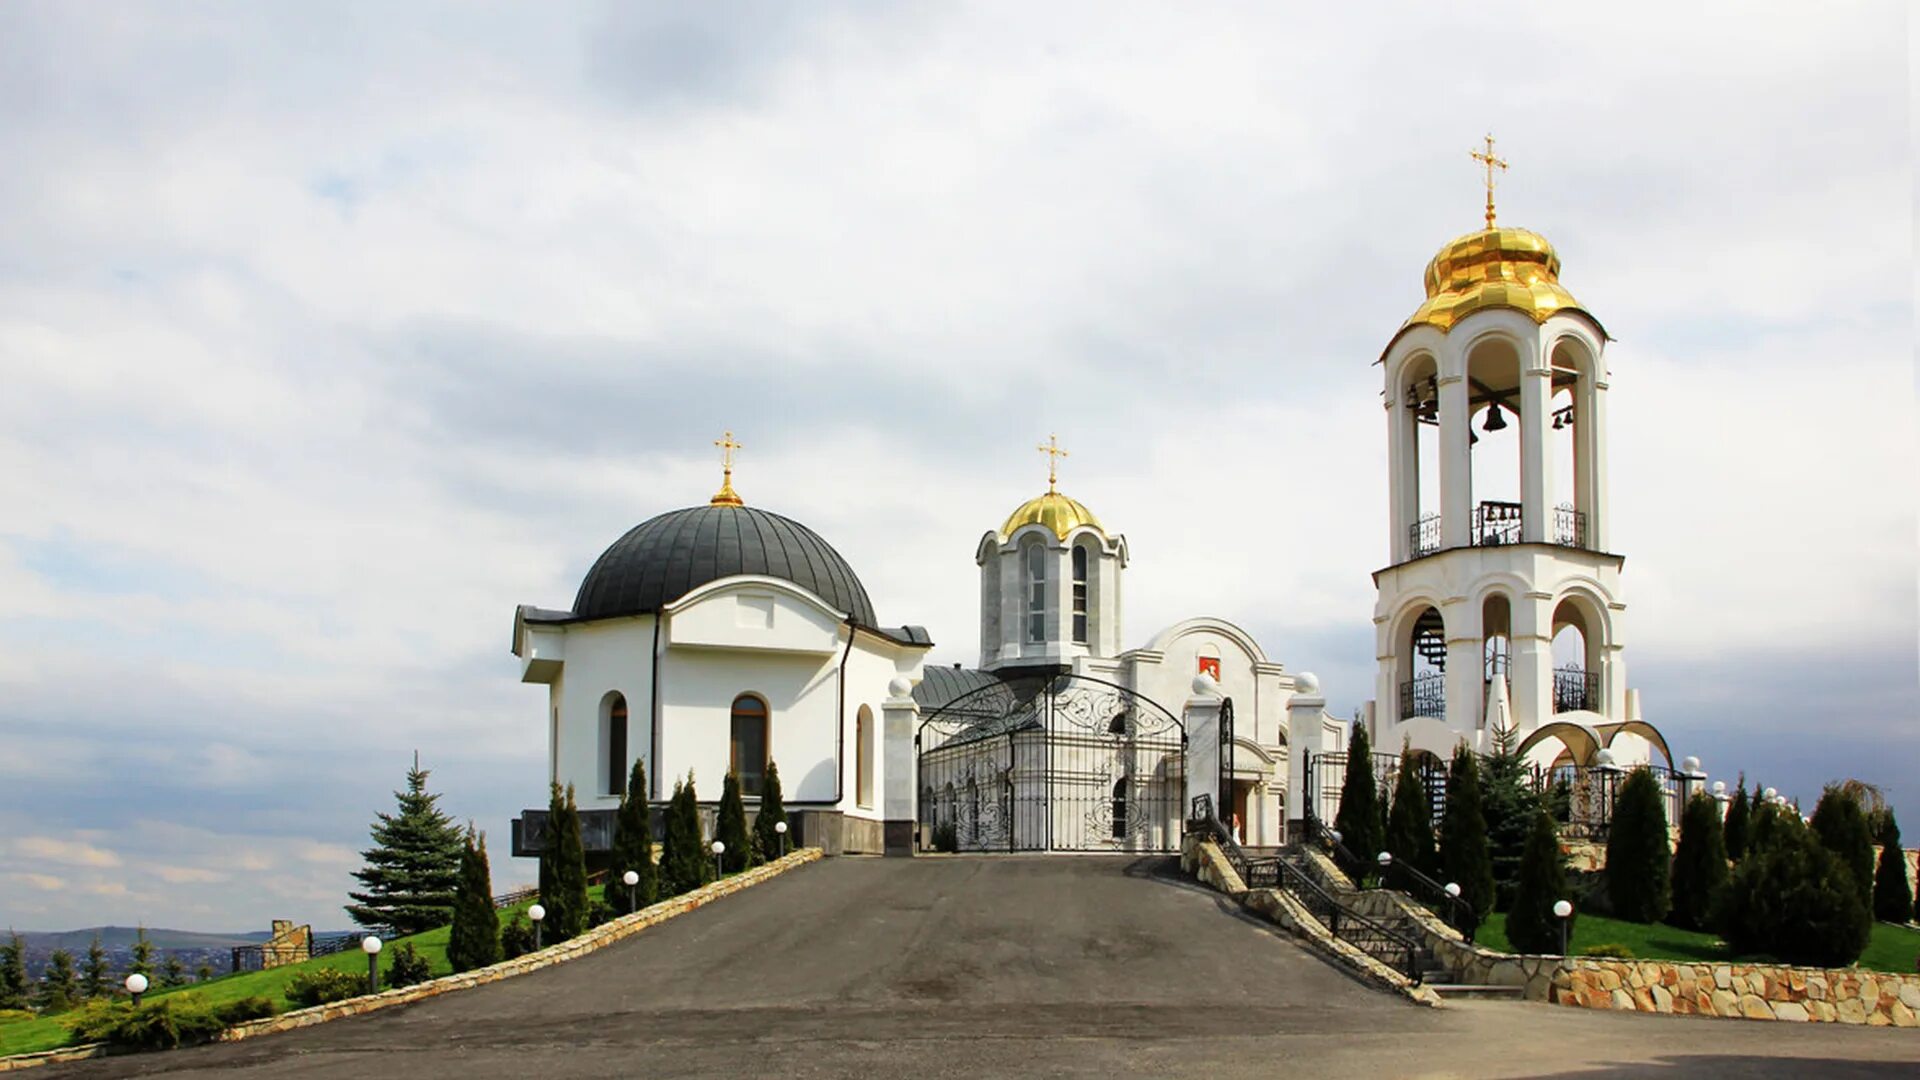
1438 372 1471 549
1511 593 1553 732
882 678 920 856
1588 378 1611 550
999 545 1023 661
1285 686 1328 832
1443 598 1481 735
1520 337 1552 543
1386 392 1410 562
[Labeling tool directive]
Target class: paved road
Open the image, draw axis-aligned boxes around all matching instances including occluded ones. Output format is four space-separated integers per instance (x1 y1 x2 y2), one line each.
54 857 1920 1078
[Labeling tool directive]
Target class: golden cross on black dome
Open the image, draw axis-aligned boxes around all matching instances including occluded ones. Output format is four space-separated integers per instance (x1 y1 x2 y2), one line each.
1036 433 1069 493
1471 133 1509 230
710 430 745 506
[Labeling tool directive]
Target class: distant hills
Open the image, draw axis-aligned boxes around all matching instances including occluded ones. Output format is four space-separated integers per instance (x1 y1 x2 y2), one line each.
14 926 275 951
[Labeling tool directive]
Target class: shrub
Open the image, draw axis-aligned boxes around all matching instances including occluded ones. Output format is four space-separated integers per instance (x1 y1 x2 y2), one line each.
1715 816 1870 967
587 900 616 929
1332 724 1385 883
62 994 272 1050
284 967 368 1008
1873 811 1913 923
1810 784 1876 915
0 1008 36 1023
933 820 958 853
1722 774 1751 861
1669 791 1730 931
500 914 535 960
1604 767 1671 924
1385 747 1436 877
1438 744 1494 931
1505 810 1572 954
382 942 432 990
1581 943 1635 959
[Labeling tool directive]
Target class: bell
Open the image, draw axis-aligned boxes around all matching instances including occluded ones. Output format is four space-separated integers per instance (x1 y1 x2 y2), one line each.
1484 404 1508 432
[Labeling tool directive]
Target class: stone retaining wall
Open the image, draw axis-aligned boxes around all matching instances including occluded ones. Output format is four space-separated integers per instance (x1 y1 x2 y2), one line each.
0 849 824 1072
1553 957 1920 1026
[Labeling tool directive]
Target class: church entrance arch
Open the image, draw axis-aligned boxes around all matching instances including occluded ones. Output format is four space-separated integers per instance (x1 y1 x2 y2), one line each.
915 673 1187 853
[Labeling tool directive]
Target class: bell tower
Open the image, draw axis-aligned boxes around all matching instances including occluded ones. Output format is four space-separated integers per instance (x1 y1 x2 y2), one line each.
1368 139 1659 771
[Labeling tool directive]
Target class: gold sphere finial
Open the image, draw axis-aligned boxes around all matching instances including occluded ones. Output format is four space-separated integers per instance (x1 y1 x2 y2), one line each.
1470 133 1508 230
1036 433 1069 494
710 430 745 506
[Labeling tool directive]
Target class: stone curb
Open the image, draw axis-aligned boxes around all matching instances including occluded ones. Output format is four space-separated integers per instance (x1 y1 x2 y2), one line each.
0 849 824 1072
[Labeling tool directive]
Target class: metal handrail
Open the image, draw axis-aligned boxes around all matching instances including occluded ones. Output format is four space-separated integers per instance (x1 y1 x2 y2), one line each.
1380 856 1477 943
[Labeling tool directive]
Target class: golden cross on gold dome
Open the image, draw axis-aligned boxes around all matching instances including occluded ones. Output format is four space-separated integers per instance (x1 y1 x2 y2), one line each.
1036 434 1069 493
1470 133 1508 230
710 430 744 506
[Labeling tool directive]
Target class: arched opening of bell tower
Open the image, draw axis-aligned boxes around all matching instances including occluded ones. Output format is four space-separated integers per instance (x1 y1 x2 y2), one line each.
1465 334 1524 546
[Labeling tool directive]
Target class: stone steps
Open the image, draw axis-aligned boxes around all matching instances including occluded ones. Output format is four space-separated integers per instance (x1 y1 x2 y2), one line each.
1425 983 1528 1000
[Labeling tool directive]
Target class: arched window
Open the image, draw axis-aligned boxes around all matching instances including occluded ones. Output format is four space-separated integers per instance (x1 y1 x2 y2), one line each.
1071 545 1089 644
1110 777 1128 839
855 705 874 809
1025 543 1047 643
603 693 628 797
730 695 769 796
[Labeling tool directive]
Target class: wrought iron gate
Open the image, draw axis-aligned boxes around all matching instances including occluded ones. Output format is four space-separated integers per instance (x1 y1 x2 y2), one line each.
915 672 1187 852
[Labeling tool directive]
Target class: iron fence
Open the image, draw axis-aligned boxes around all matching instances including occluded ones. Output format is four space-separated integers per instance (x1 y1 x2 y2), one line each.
1399 673 1445 720
1553 505 1588 549
1471 500 1523 547
1408 514 1441 559
1552 667 1601 713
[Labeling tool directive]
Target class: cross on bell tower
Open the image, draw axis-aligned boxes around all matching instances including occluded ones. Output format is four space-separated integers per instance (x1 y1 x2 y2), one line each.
1470 133 1508 230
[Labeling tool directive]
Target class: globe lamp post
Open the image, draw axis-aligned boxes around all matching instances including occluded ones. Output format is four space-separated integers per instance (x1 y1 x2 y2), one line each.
1553 900 1574 956
360 935 383 995
711 840 726 882
775 820 788 859
622 869 639 913
123 972 148 1007
528 904 545 951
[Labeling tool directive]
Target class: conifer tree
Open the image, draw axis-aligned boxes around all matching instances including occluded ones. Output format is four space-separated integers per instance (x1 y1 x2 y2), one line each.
1481 720 1540 908
1385 748 1437 877
668 772 709 891
345 757 465 935
751 760 790 863
127 927 154 977
1438 744 1494 929
1810 783 1876 915
79 935 111 1000
36 949 78 1013
1871 810 1912 924
195 963 214 984
160 955 186 988
1716 815 1870 967
1605 767 1672 923
539 783 590 942
1748 786 1780 856
1332 724 1385 881
1505 810 1573 954
608 758 657 914
1669 791 1730 930
447 825 502 973
717 771 751 875
1722 773 1751 862
0 932 29 1010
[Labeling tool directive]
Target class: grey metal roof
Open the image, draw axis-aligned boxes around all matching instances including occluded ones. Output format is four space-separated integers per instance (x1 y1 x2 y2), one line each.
912 665 1008 711
572 504 878 627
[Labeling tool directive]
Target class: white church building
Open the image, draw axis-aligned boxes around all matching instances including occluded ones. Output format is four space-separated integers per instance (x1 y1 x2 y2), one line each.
509 189 1676 862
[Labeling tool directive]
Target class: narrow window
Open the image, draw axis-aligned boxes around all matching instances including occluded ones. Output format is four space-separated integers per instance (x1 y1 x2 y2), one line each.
1025 543 1046 643
1071 545 1089 644
730 695 769 797
856 706 874 808
1111 777 1128 839
606 694 628 796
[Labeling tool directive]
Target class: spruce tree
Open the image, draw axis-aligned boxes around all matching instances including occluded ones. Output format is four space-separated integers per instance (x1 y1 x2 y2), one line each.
1871 811 1913 924
1810 783 1876 915
79 935 111 1000
608 758 657 914
1438 744 1494 930
751 760 790 863
447 825 502 973
345 757 465 935
0 932 29 1010
717 770 751 875
1481 720 1540 908
1722 773 1751 862
36 949 78 1013
160 955 186 988
1384 748 1436 877
1669 791 1730 930
1332 724 1384 882
1605 767 1672 923
128 927 154 977
540 783 590 942
1505 810 1573 954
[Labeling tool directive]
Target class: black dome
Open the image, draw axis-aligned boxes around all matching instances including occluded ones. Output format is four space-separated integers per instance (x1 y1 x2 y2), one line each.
572 504 877 627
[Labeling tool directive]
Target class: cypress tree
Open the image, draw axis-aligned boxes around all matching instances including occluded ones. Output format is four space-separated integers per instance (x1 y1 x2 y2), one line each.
1669 791 1730 930
1605 767 1671 923
1748 787 1780 857
1871 811 1913 924
0 932 29 1010
660 774 707 896
1722 773 1751 862
542 783 590 941
1385 748 1437 877
717 771 751 875
679 773 710 888
1332 724 1384 881
752 760 790 863
1810 784 1876 915
128 927 154 977
36 949 78 1013
345 757 465 935
447 825 502 973
1481 721 1539 908
79 935 111 1000
1505 810 1573 954
608 758 657 914
1438 744 1495 929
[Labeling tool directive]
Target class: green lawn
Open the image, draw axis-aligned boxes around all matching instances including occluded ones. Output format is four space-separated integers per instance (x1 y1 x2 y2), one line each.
1473 913 1920 975
0 890 594 1058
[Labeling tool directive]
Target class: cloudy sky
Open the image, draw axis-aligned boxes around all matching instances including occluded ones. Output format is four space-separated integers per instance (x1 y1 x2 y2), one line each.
1 2 1913 932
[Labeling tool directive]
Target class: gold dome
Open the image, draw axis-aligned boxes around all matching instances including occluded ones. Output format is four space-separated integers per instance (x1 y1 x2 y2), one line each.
1401 227 1593 334
999 490 1104 541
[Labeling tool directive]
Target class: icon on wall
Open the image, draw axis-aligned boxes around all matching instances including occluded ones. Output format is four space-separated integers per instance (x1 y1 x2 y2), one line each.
1197 657 1221 681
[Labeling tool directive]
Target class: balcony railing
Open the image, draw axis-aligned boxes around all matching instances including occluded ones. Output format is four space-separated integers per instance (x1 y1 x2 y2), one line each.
1553 504 1589 549
1400 673 1446 720
1470 500 1523 547
1408 513 1441 559
1553 666 1600 713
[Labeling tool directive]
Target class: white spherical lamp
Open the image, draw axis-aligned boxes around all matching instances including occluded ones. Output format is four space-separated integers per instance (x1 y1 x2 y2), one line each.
1763 787 1777 801
1552 900 1573 919
527 904 545 923
123 972 148 996
360 935 383 955
710 840 725 855
1594 748 1616 768
622 869 639 887
774 821 788 834
1681 755 1701 775
1376 851 1393 866
1711 780 1727 796
1444 882 1462 898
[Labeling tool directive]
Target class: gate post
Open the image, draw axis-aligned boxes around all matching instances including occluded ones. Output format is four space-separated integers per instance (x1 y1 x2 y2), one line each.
882 676 920 856
1286 677 1329 841
1184 673 1225 833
